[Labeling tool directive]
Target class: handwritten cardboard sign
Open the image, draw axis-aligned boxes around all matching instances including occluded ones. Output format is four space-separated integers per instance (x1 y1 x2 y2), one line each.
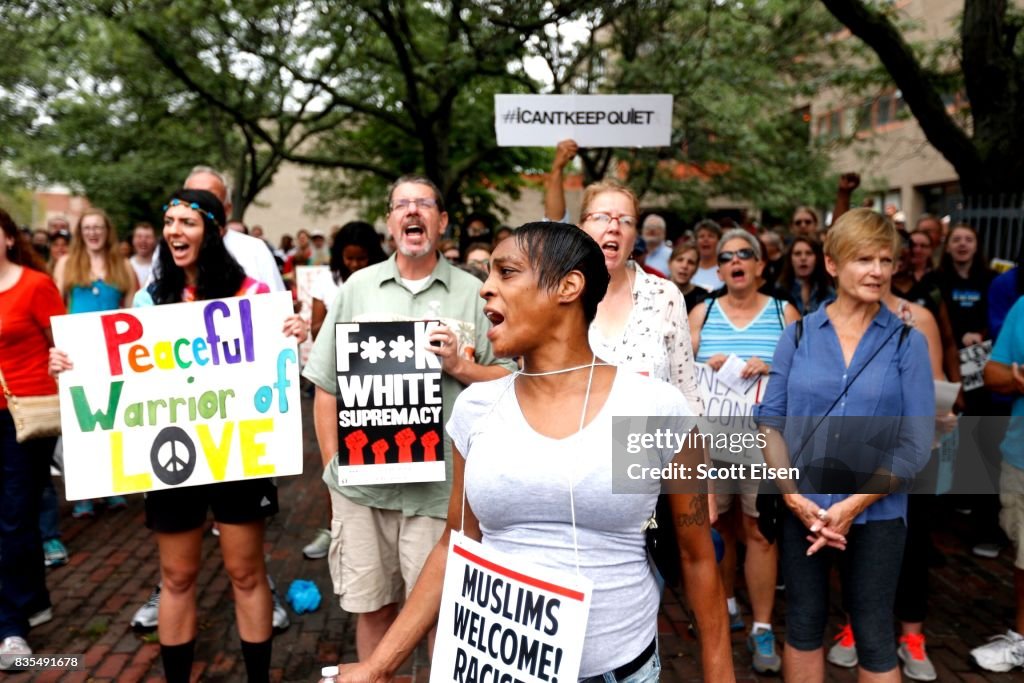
51 292 302 500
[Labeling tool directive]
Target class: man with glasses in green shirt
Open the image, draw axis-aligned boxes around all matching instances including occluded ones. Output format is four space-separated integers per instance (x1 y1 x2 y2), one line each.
303 175 513 660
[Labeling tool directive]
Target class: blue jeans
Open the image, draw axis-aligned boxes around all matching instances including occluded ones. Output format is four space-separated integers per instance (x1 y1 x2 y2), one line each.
780 510 905 673
581 642 660 683
0 410 53 639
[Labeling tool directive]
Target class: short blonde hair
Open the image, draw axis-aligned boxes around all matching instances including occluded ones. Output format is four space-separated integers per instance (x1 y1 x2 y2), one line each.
579 180 640 222
824 208 900 266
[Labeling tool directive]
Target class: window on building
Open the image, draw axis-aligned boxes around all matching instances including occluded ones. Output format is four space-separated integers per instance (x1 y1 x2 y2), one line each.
858 101 874 131
876 94 893 126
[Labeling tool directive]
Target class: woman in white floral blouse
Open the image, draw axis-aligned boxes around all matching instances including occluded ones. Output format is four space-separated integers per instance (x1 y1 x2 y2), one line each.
570 180 705 416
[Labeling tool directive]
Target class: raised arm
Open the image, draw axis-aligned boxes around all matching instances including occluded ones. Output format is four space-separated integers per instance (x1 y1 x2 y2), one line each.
544 139 578 222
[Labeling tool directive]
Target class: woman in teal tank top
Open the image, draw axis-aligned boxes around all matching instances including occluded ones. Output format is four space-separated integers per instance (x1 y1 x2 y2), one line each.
53 208 138 517
686 228 801 674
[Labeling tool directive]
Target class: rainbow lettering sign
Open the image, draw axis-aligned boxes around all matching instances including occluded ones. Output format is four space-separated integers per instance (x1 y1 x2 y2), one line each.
50 292 302 501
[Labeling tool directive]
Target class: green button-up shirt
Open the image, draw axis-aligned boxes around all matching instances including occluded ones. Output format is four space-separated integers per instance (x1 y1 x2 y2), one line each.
302 253 514 518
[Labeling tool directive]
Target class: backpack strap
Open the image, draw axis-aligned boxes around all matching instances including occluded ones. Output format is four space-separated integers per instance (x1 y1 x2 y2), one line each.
794 319 803 348
701 296 716 329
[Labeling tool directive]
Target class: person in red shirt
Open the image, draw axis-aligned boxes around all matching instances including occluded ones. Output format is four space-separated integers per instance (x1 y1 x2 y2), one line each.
0 207 66 666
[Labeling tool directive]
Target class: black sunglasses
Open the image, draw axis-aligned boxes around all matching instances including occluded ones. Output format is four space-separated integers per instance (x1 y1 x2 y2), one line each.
718 248 757 264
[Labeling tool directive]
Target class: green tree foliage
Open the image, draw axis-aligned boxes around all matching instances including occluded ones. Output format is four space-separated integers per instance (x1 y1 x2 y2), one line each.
820 0 1024 197
537 0 844 216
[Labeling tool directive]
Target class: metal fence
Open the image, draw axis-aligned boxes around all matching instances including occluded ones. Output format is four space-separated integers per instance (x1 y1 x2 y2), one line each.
941 194 1024 263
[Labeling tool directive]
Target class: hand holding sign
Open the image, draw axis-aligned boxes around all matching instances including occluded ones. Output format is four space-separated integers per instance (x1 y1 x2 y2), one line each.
427 323 461 375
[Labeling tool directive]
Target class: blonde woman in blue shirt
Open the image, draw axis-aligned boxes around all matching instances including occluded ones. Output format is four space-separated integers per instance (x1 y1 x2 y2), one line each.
756 208 934 683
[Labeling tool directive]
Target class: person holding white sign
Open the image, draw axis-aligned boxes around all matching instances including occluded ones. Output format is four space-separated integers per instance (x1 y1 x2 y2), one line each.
304 176 514 663
327 222 734 683
687 228 799 674
49 189 307 683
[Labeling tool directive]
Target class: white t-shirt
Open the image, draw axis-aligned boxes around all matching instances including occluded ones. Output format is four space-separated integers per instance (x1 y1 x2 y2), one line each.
129 255 152 289
446 370 695 677
691 265 721 292
223 230 286 293
309 268 341 310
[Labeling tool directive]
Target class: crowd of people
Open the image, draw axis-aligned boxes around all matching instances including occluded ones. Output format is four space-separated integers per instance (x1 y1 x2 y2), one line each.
1 148 1023 683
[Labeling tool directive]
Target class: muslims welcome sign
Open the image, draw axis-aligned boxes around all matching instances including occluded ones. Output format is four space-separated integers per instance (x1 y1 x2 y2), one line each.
51 292 303 500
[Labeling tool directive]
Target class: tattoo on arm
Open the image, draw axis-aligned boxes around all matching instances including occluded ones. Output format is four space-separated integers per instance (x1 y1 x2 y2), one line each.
677 495 708 528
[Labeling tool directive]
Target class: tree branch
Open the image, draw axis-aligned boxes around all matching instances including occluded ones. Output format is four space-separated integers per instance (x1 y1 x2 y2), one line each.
819 0 981 175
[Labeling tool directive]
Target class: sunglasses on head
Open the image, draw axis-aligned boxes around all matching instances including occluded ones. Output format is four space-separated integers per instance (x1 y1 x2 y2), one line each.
718 248 756 264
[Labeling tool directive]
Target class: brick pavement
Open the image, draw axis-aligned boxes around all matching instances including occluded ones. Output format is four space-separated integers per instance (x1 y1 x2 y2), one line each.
6 396 1024 681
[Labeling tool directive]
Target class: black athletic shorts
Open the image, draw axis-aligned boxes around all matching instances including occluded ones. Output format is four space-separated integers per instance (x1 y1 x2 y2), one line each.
144 479 279 533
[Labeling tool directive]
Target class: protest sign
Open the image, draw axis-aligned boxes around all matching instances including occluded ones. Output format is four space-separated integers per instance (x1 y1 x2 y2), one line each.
51 292 302 500
432 533 592 683
959 340 992 392
296 265 329 366
334 320 445 485
695 362 767 465
494 94 673 148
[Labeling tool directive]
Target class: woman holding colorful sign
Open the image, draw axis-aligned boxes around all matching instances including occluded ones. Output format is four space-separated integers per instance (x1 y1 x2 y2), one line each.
0 208 66 665
328 222 733 683
50 189 307 683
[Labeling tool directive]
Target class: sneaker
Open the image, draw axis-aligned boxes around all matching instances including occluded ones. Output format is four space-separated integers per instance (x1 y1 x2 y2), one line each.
71 500 95 519
747 627 781 674
827 623 858 668
43 538 69 568
970 630 1024 672
302 529 331 560
28 607 53 628
728 608 744 632
973 542 1002 559
131 584 161 631
898 633 937 681
270 580 290 633
105 495 128 511
0 636 32 670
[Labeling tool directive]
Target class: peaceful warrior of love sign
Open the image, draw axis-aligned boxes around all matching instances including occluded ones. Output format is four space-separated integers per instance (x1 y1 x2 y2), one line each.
51 292 303 501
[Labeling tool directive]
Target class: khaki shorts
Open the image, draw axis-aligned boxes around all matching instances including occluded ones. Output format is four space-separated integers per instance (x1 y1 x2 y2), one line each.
1000 461 1024 570
328 489 446 613
713 474 760 518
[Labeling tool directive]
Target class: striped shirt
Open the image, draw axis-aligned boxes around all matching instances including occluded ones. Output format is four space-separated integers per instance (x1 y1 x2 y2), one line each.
695 296 788 363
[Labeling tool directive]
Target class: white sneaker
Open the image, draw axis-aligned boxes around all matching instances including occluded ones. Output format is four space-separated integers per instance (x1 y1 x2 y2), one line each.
131 584 161 631
971 630 1024 672
302 529 331 560
0 636 32 670
268 575 290 633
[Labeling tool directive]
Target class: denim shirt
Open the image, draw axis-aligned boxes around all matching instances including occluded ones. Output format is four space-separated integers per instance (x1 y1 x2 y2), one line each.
755 303 935 523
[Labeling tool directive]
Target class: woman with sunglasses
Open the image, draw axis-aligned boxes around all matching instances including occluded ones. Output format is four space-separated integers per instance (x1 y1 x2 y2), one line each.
687 228 800 675
791 206 821 240
50 189 306 683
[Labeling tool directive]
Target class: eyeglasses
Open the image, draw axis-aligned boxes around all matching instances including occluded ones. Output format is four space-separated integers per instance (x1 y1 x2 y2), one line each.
582 212 638 229
390 198 438 212
163 199 218 224
468 258 490 269
717 248 757 264
793 219 815 226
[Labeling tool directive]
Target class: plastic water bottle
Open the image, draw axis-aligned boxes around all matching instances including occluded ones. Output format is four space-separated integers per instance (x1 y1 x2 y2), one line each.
321 665 339 683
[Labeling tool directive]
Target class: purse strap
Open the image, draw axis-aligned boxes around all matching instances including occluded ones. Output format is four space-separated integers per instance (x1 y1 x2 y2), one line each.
789 321 911 460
